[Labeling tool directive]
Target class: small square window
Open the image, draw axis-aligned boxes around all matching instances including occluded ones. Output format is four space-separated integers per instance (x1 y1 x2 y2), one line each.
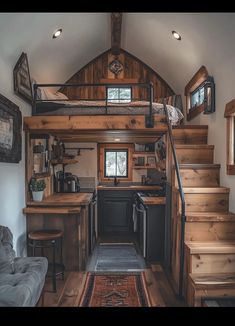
107 87 131 103
104 150 128 177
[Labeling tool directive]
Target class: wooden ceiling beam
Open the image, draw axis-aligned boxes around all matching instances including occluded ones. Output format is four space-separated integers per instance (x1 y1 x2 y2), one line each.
111 12 123 55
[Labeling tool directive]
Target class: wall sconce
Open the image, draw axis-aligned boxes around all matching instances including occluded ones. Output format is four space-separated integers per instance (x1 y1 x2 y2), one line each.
203 76 215 114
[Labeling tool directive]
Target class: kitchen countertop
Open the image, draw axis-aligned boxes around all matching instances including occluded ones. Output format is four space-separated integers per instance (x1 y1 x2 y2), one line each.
26 193 93 207
139 196 166 205
97 183 162 191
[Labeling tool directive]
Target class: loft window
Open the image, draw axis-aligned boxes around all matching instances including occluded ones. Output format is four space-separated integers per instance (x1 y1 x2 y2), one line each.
107 87 131 103
190 86 205 109
185 66 215 121
104 149 128 177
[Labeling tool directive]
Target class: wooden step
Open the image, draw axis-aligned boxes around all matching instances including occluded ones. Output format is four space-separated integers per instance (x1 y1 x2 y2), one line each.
183 212 235 242
172 125 208 144
175 145 214 164
186 211 235 222
173 164 220 187
182 187 230 212
187 273 235 306
185 241 235 274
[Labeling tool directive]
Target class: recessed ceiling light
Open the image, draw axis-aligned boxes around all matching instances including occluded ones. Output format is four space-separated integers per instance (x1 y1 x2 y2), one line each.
114 138 120 142
53 28 62 39
172 30 181 41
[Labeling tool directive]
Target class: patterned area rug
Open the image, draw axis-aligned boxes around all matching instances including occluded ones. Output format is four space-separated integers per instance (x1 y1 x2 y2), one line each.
78 272 152 307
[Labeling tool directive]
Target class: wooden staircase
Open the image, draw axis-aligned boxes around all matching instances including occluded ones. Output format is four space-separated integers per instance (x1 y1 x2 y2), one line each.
171 125 235 307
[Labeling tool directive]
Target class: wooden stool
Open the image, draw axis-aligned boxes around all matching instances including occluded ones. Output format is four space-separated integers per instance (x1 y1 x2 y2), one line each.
28 229 65 292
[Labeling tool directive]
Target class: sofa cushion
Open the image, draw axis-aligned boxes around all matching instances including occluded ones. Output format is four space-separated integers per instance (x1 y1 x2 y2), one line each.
0 257 48 306
0 226 15 274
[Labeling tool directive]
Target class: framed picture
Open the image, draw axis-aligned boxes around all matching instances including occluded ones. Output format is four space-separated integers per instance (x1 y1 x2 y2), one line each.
13 52 33 104
147 156 156 167
0 92 22 163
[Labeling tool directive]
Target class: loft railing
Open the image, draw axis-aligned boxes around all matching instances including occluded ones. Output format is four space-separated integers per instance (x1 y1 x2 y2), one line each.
32 82 154 127
163 101 186 299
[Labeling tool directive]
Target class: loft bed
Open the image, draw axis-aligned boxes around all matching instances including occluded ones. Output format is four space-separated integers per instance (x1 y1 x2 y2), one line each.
31 82 184 128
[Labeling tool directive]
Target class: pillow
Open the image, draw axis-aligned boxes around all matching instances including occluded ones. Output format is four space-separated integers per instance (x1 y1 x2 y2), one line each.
40 88 69 101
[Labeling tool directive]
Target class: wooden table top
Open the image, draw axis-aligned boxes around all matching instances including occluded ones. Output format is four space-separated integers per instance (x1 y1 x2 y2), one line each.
26 193 93 207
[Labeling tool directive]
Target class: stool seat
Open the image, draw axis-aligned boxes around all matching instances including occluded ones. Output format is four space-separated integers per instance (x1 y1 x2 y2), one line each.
28 229 63 241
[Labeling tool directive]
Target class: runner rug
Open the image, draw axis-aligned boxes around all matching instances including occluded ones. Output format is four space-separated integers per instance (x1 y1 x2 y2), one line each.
78 272 152 307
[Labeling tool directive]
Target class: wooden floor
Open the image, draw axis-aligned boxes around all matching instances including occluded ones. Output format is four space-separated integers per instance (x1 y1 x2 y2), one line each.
39 264 186 307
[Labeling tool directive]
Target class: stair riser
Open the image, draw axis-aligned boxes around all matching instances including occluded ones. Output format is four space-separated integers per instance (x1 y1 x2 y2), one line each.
176 148 214 164
174 168 220 187
184 193 229 212
189 253 235 274
187 283 235 307
173 129 208 145
185 222 235 242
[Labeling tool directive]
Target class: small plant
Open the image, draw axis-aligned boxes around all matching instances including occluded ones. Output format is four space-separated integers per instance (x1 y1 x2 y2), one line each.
29 178 46 192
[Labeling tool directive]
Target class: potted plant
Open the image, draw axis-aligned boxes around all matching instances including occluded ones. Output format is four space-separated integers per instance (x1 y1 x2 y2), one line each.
29 178 46 202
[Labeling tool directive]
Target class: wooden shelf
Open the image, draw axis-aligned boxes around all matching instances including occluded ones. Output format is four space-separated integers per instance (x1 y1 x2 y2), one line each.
133 165 157 169
133 152 155 155
50 159 78 165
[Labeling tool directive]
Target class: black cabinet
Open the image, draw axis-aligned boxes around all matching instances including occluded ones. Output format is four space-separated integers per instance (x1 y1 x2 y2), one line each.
136 198 165 262
98 191 134 235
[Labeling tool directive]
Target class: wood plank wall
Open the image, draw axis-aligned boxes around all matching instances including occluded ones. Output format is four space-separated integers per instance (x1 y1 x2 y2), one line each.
60 49 174 101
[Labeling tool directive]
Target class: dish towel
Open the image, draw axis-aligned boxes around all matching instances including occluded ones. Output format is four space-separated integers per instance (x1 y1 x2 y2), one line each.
132 204 137 232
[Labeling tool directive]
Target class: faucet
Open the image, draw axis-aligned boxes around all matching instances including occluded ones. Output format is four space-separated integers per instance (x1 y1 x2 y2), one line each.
114 177 119 186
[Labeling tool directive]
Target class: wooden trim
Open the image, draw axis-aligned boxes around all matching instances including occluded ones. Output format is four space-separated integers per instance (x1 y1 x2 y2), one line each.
186 103 204 121
23 115 167 132
225 101 235 174
227 165 235 175
98 143 133 182
224 99 235 117
185 66 209 121
111 13 122 55
100 78 138 84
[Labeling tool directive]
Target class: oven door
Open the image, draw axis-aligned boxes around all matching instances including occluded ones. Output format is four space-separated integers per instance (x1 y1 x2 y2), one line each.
135 203 147 258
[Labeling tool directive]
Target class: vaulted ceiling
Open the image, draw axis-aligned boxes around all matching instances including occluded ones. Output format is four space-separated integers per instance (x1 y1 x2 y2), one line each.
1 12 235 94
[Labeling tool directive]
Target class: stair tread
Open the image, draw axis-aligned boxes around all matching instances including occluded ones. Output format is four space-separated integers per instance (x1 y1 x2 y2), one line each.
183 187 230 193
175 144 214 149
186 211 235 222
178 164 220 169
189 273 235 287
185 241 235 254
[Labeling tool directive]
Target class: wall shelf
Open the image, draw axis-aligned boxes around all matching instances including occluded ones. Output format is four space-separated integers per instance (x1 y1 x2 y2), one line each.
50 159 78 165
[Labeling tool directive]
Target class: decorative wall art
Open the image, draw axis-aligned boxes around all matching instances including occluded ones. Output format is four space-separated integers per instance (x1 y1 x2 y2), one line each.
0 93 22 163
108 58 123 75
13 52 33 104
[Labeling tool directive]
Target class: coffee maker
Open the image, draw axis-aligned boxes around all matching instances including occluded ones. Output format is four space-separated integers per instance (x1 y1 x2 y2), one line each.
55 172 80 193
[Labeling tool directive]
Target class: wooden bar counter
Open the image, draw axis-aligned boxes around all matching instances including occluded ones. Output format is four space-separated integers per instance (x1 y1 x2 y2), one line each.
23 193 93 271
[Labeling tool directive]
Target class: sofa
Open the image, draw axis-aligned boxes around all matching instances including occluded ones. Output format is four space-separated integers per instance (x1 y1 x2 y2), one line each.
0 225 48 307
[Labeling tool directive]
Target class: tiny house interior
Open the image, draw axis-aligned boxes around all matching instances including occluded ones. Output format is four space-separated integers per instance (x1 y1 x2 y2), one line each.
1 12 235 308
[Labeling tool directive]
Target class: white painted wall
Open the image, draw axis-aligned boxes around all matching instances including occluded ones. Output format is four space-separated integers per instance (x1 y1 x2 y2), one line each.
184 56 235 213
0 54 31 255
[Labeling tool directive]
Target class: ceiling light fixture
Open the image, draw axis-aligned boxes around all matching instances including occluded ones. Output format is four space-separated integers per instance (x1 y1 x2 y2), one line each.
114 138 120 142
53 28 62 39
172 30 181 41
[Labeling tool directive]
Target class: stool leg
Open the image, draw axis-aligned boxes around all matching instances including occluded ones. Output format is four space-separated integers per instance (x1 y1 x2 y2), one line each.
32 241 36 257
52 240 56 292
60 237 64 280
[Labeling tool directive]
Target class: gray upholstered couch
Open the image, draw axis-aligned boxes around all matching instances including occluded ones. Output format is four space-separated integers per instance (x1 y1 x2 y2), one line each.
0 225 48 306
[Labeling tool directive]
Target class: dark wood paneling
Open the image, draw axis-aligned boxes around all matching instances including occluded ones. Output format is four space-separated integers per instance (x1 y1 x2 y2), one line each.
61 49 174 101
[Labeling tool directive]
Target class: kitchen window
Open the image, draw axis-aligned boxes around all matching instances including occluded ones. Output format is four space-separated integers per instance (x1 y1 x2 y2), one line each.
104 150 128 177
107 87 131 103
98 144 133 181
